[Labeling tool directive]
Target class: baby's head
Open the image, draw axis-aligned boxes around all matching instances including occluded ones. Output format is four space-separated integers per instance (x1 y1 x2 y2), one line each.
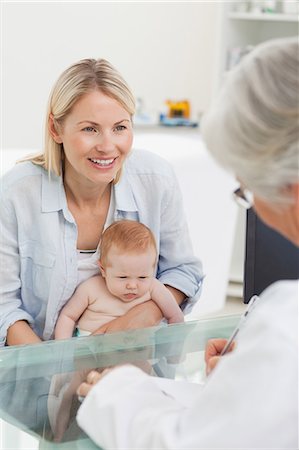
99 221 157 302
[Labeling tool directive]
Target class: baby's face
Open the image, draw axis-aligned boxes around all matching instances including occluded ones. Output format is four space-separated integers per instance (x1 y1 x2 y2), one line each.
101 246 156 302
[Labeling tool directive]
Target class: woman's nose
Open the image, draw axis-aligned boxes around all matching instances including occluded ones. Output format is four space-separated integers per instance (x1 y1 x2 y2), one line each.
95 132 115 153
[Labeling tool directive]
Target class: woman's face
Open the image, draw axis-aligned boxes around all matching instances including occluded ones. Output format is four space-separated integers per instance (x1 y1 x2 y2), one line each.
53 90 133 187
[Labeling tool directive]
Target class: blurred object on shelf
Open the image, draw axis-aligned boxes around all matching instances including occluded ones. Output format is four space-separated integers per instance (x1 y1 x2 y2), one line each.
159 117 199 128
233 1 249 12
166 99 190 119
281 0 298 14
134 97 156 126
249 0 278 13
136 97 144 116
250 0 264 13
261 0 278 12
159 100 198 127
227 45 254 70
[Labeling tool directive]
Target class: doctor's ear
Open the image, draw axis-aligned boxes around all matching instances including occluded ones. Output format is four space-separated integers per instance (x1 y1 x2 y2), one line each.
98 261 106 277
48 113 63 143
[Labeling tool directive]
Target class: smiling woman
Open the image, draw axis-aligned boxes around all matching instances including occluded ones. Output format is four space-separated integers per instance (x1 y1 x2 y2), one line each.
49 91 133 192
0 58 203 347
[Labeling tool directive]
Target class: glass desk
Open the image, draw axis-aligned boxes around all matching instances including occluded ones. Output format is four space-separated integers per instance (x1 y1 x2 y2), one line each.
0 315 239 449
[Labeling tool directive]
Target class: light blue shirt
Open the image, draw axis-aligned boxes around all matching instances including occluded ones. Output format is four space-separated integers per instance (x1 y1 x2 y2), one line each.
0 149 203 346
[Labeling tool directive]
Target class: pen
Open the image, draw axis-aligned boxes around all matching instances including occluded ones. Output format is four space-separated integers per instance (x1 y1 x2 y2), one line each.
220 295 260 356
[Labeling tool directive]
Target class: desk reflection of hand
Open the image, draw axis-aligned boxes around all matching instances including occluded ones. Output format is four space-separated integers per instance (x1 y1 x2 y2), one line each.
92 300 163 334
51 370 89 442
205 338 236 375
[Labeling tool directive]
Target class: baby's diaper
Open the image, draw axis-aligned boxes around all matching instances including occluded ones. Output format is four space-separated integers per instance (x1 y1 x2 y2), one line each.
74 328 91 337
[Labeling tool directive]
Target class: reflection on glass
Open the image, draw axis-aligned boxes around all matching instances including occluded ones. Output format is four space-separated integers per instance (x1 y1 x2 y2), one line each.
0 316 239 446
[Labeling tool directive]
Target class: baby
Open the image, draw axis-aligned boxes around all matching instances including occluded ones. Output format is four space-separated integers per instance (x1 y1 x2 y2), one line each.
55 220 184 339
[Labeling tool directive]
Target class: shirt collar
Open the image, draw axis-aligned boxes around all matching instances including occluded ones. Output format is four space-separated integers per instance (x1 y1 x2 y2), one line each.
113 169 138 213
41 165 138 216
41 169 74 221
41 169 63 212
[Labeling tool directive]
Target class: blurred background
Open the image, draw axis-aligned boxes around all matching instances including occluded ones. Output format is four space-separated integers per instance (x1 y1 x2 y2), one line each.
2 1 219 149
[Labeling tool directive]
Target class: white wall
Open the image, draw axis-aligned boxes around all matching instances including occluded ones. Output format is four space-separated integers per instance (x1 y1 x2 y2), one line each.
2 1 220 150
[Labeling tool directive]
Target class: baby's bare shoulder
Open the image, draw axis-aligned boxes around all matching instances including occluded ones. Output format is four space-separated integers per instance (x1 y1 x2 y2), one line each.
84 275 106 290
84 275 111 301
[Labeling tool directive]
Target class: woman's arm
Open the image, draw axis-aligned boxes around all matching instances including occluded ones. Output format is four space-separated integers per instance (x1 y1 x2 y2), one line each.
0 188 36 347
6 321 42 346
164 285 186 305
92 300 164 334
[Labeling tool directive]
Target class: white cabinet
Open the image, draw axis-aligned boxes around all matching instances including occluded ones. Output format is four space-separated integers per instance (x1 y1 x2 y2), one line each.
219 1 298 77
216 1 298 297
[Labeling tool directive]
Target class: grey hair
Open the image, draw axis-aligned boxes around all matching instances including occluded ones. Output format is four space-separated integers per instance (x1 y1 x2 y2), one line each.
201 37 299 205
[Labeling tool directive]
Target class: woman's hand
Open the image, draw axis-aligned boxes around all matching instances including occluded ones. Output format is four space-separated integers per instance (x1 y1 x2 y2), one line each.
92 300 164 334
205 338 235 375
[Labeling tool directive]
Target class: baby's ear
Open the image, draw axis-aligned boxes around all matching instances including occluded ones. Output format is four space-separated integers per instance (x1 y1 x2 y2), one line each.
98 260 106 277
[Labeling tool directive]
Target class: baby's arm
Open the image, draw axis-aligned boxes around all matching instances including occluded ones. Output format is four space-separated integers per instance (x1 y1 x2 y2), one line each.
55 280 91 339
150 279 184 324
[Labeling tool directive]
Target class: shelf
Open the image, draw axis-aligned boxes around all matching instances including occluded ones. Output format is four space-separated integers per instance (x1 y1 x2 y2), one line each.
228 12 298 22
133 123 200 133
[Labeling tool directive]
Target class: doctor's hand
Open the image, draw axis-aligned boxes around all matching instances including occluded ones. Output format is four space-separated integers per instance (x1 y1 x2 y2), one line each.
205 338 236 375
77 369 113 399
92 300 163 335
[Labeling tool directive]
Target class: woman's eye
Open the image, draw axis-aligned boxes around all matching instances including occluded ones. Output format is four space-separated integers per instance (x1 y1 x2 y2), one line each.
83 126 97 133
115 125 126 132
139 277 147 280
118 276 127 279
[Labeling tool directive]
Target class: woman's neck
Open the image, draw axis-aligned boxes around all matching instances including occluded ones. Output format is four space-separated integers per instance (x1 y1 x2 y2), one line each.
64 172 111 210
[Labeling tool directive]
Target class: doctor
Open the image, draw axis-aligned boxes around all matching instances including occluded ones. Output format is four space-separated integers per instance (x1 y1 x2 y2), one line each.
77 37 298 449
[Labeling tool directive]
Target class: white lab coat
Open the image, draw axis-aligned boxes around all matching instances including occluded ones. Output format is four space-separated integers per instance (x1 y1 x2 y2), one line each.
77 280 298 449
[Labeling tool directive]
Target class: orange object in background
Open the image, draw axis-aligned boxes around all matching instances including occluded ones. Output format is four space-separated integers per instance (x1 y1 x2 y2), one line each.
165 100 190 119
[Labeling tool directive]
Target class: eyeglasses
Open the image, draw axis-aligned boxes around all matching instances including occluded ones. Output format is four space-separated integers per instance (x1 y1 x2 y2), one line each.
233 186 253 209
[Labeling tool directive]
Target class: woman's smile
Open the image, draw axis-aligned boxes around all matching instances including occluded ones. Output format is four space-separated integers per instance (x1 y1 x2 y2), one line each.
56 90 133 187
88 156 117 170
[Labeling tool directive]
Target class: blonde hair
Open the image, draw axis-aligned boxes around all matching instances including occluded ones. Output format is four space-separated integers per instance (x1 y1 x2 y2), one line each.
22 59 135 179
201 37 299 205
100 220 157 267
